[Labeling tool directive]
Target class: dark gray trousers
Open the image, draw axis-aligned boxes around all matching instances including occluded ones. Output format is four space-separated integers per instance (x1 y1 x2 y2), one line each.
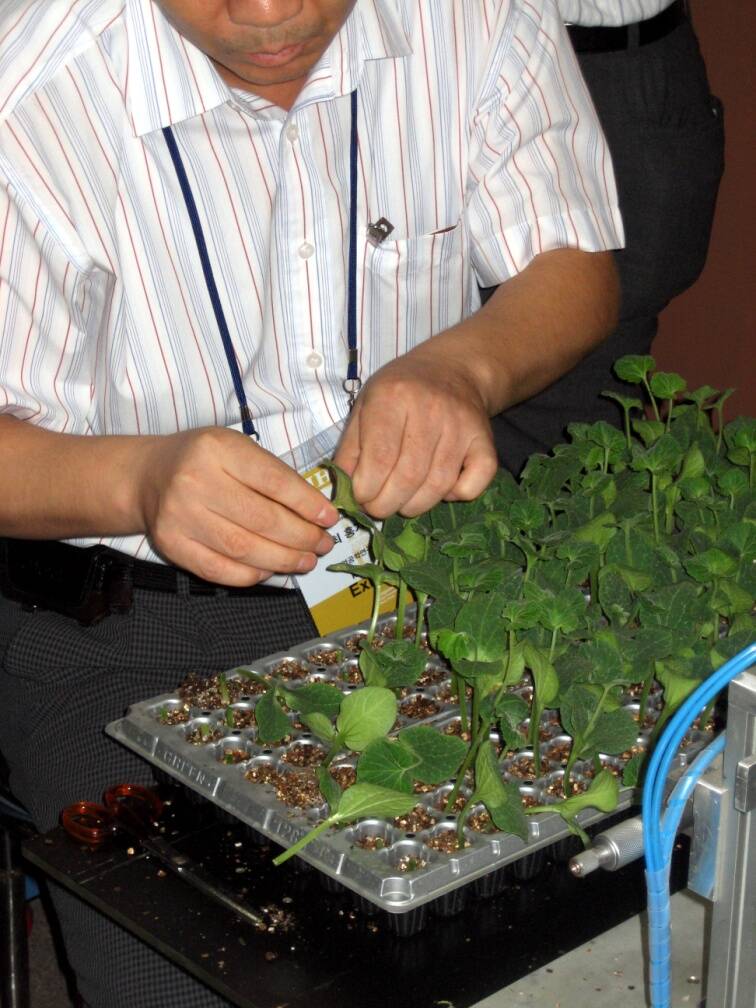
0 585 317 1007
490 17 725 475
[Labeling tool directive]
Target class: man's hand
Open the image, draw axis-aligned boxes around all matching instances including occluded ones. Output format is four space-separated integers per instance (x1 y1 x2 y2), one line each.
138 427 338 586
334 351 498 518
0 417 338 587
334 248 618 517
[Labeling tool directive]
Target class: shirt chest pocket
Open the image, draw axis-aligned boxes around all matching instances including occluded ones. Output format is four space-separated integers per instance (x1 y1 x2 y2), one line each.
360 220 472 365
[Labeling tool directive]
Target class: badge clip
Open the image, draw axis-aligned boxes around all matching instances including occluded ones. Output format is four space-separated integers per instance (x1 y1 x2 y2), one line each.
366 217 395 246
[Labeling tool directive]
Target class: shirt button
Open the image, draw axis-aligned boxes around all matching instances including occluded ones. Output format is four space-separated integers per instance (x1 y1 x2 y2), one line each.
298 242 314 259
306 352 323 368
285 123 299 142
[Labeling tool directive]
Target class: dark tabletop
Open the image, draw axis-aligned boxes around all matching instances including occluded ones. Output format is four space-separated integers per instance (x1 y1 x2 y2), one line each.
22 790 688 1008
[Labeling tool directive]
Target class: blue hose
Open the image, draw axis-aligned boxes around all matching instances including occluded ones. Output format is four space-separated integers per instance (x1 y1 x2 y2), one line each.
645 733 725 1007
641 642 756 1008
659 733 725 865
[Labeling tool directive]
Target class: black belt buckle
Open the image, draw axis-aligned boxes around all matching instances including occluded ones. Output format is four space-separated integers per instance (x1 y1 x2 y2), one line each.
0 539 134 626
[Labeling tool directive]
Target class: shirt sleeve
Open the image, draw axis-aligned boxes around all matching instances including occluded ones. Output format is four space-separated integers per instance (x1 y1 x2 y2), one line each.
467 0 624 287
0 171 100 434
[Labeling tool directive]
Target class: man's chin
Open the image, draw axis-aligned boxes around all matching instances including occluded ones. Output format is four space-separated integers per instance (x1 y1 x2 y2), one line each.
240 41 307 70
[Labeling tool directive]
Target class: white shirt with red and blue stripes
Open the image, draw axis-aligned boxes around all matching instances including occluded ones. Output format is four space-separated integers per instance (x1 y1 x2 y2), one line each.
0 0 623 562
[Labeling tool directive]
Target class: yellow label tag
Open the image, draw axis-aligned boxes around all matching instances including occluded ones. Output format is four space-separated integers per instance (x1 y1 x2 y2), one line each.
308 580 398 637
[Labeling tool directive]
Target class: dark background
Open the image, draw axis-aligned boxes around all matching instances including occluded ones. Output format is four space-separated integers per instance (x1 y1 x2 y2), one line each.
654 1 755 419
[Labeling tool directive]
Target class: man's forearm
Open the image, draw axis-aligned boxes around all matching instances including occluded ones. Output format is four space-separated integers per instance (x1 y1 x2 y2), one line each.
412 248 619 417
0 415 157 538
0 416 337 582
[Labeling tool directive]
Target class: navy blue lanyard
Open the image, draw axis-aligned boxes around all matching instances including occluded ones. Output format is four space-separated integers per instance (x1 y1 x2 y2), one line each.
162 89 360 439
162 124 258 439
343 89 360 410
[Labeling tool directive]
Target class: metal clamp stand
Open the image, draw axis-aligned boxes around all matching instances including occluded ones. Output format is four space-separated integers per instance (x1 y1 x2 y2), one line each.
0 822 30 1008
690 670 756 1008
568 669 756 1008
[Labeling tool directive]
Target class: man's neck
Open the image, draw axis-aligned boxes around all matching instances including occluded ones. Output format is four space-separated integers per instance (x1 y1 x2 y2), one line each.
211 60 306 112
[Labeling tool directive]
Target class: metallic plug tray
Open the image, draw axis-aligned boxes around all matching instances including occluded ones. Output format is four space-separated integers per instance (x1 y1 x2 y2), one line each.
107 615 710 916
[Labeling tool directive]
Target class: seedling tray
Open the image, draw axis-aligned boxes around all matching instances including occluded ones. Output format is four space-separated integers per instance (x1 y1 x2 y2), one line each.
107 615 711 919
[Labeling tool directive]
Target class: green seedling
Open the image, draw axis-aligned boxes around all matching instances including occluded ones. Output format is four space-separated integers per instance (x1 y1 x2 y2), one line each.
260 357 753 874
272 783 417 866
217 672 230 707
525 769 620 846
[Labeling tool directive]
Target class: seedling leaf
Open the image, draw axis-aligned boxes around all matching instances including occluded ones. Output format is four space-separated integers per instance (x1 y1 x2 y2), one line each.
324 462 376 531
526 769 620 824
602 391 644 413
650 371 686 401
271 783 417 866
279 682 344 718
317 766 343 810
356 738 417 793
614 354 655 385
685 385 718 408
584 706 638 756
336 687 397 751
358 639 426 689
335 783 418 823
454 592 508 661
255 689 292 743
399 726 467 784
622 753 645 788
572 511 617 551
684 548 737 582
301 711 337 744
472 741 528 841
522 643 559 706
391 518 427 561
494 693 530 750
402 554 455 599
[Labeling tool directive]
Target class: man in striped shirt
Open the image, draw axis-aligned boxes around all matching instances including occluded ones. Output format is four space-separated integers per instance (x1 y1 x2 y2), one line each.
0 2 621 1005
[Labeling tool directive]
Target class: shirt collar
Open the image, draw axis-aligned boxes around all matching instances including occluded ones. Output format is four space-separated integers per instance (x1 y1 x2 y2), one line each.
125 0 231 137
125 0 411 136
333 0 412 96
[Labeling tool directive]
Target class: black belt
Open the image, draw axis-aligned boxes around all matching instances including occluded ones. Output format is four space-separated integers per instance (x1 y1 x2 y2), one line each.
567 1 686 54
0 538 291 626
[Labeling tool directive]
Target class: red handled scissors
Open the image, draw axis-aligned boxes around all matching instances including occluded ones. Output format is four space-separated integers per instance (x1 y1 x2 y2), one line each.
61 783 163 846
61 784 266 927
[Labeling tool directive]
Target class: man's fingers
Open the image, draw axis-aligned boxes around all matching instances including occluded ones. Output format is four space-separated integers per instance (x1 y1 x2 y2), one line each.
332 350 500 520
167 510 322 585
382 431 497 516
442 436 499 503
219 430 338 528
358 427 437 517
143 428 340 580
339 393 454 516
199 509 323 577
390 458 464 517
206 484 335 556
333 405 362 477
337 403 408 507
166 537 274 588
